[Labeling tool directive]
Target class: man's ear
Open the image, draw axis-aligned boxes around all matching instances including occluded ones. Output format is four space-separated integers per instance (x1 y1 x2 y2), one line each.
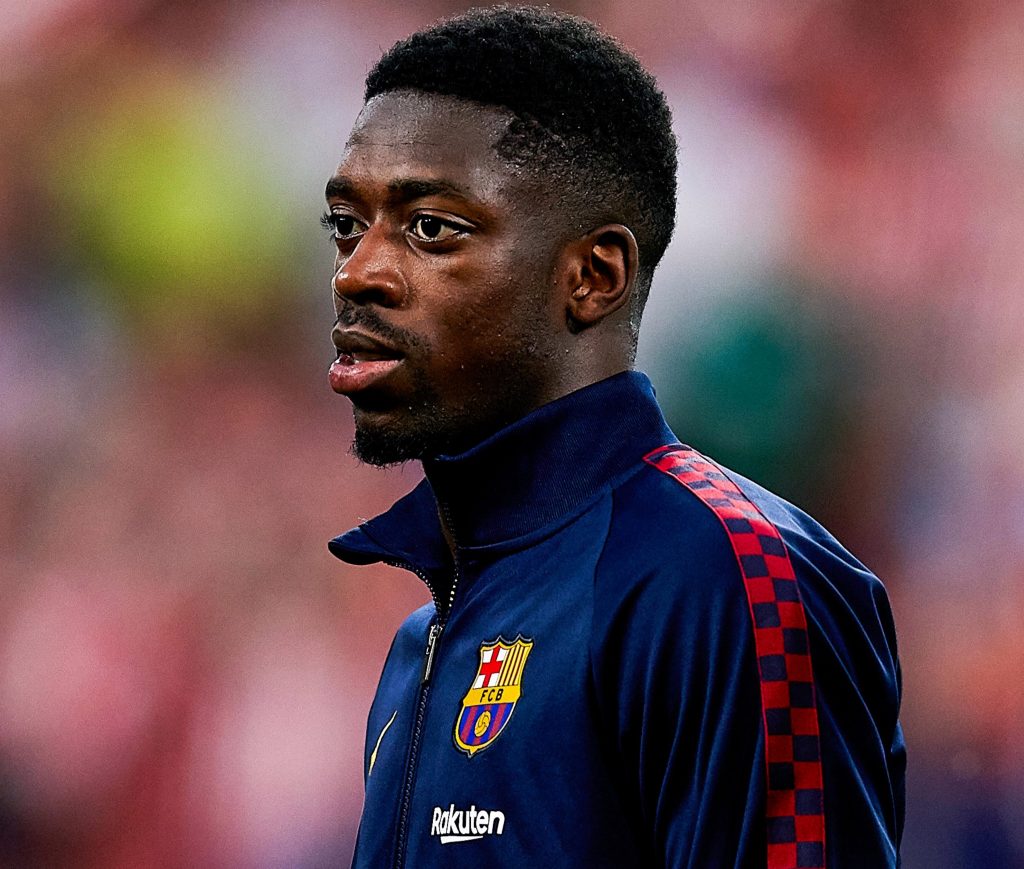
563 224 639 331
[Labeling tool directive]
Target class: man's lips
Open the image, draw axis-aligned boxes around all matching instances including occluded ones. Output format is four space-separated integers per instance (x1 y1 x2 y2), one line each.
329 329 404 395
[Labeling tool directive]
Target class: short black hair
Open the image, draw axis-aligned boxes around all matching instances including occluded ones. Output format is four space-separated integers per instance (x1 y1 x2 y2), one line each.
365 5 677 321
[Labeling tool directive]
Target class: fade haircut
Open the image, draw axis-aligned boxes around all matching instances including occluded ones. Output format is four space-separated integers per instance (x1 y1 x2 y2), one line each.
365 5 677 332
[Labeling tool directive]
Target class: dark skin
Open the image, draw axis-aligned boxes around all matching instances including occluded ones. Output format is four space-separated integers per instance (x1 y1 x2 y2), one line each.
325 90 640 468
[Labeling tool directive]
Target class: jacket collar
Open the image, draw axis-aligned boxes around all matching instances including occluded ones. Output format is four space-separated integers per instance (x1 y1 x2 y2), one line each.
329 371 675 571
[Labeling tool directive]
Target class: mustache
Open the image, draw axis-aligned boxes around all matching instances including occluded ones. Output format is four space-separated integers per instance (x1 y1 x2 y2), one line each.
332 304 427 354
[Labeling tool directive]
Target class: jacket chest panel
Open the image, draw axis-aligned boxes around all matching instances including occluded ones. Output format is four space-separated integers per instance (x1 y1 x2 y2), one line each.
356 502 644 865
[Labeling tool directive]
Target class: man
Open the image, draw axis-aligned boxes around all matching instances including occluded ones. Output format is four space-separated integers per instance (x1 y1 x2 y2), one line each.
325 7 904 867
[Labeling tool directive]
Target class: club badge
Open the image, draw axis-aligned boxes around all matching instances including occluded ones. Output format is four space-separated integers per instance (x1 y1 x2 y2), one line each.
454 636 533 757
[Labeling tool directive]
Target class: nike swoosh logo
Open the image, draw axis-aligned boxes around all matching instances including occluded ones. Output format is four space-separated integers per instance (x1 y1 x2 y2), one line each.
368 710 397 777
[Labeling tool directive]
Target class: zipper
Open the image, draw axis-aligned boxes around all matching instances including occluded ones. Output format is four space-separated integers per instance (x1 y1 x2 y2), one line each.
392 663 431 869
387 499 462 869
422 622 441 683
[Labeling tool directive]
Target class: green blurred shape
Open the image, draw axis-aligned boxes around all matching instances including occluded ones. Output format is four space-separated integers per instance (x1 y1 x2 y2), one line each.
656 281 860 509
51 78 296 333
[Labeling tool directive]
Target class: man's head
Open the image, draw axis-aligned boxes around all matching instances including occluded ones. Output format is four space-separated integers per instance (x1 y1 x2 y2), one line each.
326 6 677 465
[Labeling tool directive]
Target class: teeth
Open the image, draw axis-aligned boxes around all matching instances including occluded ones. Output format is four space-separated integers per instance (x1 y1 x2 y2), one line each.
334 348 399 364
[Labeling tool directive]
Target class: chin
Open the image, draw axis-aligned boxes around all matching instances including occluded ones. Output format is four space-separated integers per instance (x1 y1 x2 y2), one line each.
350 406 452 467
351 428 423 468
348 374 539 466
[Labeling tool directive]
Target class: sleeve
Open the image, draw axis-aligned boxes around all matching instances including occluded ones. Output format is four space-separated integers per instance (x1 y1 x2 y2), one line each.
590 505 768 868
590 461 903 868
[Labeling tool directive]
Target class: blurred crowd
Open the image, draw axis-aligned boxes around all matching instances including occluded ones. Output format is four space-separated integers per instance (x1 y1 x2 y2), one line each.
1 0 1022 865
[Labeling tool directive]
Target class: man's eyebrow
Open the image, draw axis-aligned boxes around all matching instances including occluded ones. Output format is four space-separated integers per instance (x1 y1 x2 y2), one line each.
324 175 476 204
386 178 474 202
325 177 356 201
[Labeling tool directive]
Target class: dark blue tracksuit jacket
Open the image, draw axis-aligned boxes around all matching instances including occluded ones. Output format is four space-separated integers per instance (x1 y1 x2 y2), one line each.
330 372 905 868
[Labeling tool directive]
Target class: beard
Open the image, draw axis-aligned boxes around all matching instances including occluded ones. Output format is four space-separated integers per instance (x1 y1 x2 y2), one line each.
340 312 478 468
337 308 454 467
352 412 451 466
336 301 551 467
349 352 545 467
350 377 459 467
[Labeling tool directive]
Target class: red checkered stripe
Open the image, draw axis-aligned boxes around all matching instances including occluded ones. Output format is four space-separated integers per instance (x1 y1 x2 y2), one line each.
644 444 826 869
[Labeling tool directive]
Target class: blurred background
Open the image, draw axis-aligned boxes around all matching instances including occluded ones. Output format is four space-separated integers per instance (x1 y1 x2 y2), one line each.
1 0 1022 865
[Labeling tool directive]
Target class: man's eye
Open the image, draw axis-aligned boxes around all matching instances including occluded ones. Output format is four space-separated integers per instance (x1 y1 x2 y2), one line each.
409 215 462 242
320 212 365 240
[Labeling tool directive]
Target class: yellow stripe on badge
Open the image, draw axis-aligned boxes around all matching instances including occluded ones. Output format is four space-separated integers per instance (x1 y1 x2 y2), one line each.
500 644 521 687
462 685 522 707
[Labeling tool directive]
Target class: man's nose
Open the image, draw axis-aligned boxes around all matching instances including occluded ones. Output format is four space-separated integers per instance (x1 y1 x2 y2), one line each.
332 227 407 308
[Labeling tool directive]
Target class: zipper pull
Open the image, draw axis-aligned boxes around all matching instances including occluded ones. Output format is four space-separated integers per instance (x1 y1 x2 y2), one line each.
422 622 442 684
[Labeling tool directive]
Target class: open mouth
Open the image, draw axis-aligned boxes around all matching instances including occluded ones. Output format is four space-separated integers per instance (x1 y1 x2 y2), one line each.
329 329 404 395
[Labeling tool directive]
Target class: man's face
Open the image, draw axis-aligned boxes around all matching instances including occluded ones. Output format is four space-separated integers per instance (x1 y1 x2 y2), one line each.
325 91 567 465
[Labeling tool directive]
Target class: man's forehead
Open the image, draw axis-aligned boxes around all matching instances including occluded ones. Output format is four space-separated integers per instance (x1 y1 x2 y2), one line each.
338 91 512 175
325 90 553 219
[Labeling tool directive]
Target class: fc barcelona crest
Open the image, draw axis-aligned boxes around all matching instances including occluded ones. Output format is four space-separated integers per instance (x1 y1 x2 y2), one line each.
454 637 534 757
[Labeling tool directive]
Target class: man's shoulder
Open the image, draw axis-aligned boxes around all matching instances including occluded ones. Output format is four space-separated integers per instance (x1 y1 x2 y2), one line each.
592 447 747 612
590 444 896 687
600 445 741 572
597 444 875 606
